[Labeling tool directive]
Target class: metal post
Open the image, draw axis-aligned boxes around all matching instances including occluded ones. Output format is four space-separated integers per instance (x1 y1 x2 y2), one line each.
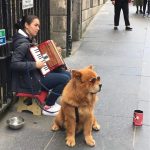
66 0 72 57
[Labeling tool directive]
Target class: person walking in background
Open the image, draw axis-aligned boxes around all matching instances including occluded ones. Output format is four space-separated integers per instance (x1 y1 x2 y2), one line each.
112 0 133 31
143 0 150 16
133 0 143 14
148 0 150 16
11 15 71 116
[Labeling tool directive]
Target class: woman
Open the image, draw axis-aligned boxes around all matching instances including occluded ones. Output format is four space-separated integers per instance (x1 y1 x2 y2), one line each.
11 15 71 116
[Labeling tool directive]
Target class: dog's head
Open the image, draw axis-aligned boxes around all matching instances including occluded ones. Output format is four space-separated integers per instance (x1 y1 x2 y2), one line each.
72 65 102 94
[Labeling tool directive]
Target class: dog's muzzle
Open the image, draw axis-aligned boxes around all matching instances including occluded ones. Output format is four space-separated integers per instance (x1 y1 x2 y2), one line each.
91 84 102 94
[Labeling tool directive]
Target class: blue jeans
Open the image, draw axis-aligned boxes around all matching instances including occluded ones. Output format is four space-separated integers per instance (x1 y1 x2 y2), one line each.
40 68 71 106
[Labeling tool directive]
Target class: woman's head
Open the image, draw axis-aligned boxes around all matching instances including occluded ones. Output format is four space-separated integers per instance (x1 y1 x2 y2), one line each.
15 15 40 37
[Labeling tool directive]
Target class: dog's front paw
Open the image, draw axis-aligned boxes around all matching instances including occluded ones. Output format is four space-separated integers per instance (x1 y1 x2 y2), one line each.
85 136 95 147
51 123 60 131
66 136 76 147
92 123 100 131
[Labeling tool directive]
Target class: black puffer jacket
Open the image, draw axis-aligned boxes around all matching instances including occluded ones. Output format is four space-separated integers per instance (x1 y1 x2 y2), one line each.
11 32 42 94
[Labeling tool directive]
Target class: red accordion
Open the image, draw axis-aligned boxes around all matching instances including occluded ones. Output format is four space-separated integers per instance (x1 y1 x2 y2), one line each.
30 40 65 76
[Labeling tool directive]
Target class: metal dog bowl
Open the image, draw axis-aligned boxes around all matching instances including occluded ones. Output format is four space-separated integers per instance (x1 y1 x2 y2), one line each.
6 116 25 129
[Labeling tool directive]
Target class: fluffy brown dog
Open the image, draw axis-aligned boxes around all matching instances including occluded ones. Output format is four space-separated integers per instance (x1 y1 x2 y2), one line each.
51 65 102 147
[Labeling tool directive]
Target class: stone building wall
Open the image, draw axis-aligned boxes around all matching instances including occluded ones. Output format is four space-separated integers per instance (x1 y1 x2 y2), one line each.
81 0 104 38
50 0 67 48
50 0 105 49
72 0 105 41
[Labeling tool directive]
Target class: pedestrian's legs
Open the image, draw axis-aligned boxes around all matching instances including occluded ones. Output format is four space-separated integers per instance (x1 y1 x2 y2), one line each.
147 0 150 15
143 0 147 15
136 6 139 14
140 5 143 13
122 2 130 26
114 4 121 26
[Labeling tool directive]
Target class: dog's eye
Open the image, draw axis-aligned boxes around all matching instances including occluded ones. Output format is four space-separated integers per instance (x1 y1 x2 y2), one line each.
89 76 100 83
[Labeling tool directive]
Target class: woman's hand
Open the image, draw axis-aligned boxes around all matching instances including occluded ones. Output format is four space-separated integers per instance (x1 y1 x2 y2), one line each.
35 61 45 69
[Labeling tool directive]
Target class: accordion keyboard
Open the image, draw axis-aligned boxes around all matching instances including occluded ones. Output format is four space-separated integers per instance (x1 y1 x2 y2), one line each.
30 46 50 75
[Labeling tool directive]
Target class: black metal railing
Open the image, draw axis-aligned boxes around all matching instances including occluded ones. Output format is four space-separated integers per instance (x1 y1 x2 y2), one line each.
0 55 12 113
0 0 51 112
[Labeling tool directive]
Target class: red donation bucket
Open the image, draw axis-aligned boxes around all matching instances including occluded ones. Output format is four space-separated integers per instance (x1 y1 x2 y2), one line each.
133 110 143 126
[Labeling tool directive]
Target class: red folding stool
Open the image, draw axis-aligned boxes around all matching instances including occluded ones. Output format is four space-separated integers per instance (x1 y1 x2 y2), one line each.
16 91 48 116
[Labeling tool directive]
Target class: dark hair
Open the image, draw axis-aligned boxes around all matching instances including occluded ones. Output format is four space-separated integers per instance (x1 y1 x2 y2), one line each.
14 15 39 30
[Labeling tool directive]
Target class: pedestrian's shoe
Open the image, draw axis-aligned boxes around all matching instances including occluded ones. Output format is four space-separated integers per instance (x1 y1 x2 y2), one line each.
114 26 118 30
42 103 61 116
125 26 132 31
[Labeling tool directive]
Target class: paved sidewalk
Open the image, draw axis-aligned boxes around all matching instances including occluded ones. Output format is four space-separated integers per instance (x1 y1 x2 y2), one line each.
0 1 150 150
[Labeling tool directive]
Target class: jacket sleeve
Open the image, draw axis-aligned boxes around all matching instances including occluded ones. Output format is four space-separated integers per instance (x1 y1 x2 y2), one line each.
11 41 36 72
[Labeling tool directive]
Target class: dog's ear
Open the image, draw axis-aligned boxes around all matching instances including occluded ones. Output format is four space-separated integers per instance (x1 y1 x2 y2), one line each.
87 65 94 70
72 70 82 80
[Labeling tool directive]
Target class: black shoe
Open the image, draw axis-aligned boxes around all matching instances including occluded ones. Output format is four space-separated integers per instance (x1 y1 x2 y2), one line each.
114 26 118 30
125 26 132 31
136 11 138 14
